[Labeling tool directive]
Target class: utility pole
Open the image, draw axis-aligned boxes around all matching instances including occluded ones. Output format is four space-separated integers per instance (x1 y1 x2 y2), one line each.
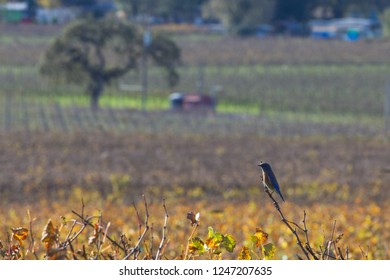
141 27 152 111
196 64 205 93
385 82 390 135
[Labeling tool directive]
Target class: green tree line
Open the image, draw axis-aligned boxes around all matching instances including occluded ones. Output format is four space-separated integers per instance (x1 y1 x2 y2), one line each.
114 0 390 35
8 0 390 21
115 0 390 22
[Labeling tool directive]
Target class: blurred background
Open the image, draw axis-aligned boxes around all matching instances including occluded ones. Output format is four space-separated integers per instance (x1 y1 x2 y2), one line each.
0 0 389 259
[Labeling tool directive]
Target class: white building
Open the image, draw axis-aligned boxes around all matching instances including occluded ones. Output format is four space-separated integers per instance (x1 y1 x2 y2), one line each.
36 7 79 24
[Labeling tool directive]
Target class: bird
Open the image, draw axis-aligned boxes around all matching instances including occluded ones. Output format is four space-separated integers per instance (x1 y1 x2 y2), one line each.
258 162 285 202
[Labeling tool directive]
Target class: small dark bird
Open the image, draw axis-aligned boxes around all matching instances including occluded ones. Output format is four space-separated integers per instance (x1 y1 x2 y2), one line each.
258 162 285 202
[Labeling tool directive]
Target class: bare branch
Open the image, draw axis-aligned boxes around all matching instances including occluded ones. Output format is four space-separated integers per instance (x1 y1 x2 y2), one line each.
302 210 319 259
123 195 150 260
184 213 200 260
264 187 311 260
338 247 345 260
325 220 337 260
63 220 78 243
27 210 39 260
81 198 85 219
150 223 154 259
156 198 169 260
71 210 124 252
133 201 142 238
68 242 78 260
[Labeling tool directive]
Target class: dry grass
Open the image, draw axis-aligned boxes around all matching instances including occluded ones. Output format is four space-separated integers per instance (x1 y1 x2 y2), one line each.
0 130 388 205
177 36 390 66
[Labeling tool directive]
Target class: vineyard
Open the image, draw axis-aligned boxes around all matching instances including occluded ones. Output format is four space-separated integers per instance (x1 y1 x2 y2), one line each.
0 24 389 260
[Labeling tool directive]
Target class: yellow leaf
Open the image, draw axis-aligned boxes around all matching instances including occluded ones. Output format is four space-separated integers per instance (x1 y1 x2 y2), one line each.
238 245 251 260
188 237 205 255
262 243 275 260
252 228 268 247
11 227 28 245
206 237 219 250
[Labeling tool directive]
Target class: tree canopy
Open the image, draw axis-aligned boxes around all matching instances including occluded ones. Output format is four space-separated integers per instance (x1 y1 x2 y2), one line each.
40 19 180 110
203 0 276 35
115 0 207 22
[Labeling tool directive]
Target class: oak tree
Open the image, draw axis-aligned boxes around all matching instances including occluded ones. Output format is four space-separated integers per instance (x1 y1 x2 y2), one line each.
40 19 180 110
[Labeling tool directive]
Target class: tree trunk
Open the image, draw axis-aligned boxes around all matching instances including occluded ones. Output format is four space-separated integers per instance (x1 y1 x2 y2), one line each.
88 77 104 111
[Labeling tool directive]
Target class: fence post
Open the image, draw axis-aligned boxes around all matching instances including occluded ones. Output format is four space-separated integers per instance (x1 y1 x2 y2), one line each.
4 93 12 132
385 82 390 135
197 64 205 93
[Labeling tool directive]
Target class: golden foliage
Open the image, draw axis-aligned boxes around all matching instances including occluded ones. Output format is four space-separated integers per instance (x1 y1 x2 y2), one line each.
262 243 276 260
11 227 28 245
0 195 389 259
238 246 251 260
252 228 269 248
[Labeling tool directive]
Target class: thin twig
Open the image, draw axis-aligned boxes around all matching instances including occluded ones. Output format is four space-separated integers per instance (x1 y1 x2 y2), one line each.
264 188 311 260
66 217 94 245
325 220 337 260
64 220 78 243
81 198 85 219
150 223 154 258
302 210 319 259
337 247 345 260
359 245 368 259
102 222 110 245
123 195 150 260
331 220 337 259
184 221 199 260
27 210 39 260
124 222 149 260
68 242 78 260
156 198 169 260
95 212 103 260
71 210 125 252
81 245 88 260
133 202 142 238
143 195 150 226
120 234 131 256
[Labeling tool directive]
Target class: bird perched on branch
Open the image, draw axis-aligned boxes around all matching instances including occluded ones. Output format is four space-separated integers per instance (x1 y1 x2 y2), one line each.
258 162 285 202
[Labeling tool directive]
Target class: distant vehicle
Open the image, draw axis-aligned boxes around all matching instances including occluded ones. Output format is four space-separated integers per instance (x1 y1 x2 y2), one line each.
169 92 217 114
309 17 382 40
0 2 30 23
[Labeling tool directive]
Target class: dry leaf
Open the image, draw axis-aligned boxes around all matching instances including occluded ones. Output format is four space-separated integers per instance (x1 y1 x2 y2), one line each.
88 223 101 245
41 219 58 249
11 227 28 245
187 211 200 226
